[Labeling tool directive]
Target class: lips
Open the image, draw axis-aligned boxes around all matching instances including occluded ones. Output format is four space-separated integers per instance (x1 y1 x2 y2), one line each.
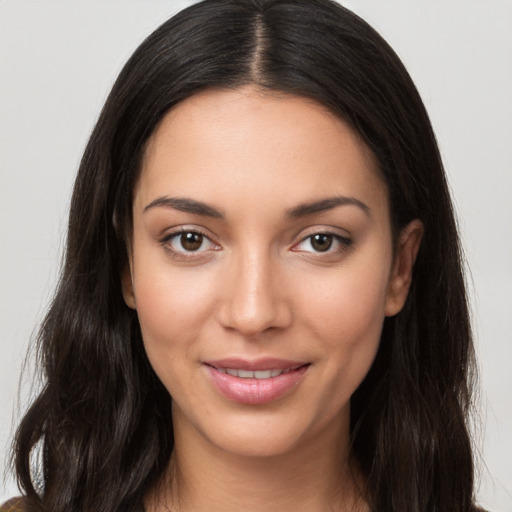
218 368 292 379
203 358 309 404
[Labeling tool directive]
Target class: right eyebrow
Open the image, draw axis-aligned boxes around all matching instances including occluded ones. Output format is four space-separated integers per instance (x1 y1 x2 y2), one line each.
143 196 224 219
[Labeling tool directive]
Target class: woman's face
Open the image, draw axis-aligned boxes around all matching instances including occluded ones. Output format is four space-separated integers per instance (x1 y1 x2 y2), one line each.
124 87 420 458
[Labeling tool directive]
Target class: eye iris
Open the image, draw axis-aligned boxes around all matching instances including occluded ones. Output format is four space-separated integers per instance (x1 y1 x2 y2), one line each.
311 234 332 252
181 232 203 251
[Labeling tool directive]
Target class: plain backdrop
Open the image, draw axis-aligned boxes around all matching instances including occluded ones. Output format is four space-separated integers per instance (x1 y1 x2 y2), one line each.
1 1 511 510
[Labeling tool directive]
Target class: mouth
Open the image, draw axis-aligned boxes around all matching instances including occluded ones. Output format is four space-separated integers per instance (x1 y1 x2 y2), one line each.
203 359 310 404
209 366 304 379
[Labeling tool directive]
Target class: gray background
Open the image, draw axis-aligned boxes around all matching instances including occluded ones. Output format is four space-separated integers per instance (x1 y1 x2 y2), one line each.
1 1 511 509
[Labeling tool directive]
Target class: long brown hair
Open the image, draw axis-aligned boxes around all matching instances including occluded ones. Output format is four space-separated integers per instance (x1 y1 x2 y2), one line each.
13 1 478 510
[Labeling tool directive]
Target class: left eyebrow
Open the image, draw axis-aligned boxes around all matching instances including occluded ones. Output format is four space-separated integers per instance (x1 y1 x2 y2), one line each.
286 196 371 219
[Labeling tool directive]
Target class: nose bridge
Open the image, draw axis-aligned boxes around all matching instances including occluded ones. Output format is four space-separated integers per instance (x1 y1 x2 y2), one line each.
219 244 289 335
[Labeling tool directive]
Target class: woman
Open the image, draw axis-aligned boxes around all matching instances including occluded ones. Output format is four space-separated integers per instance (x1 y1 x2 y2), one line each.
2 0 482 510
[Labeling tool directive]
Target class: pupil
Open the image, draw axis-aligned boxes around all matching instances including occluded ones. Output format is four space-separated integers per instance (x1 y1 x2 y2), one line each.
311 234 332 252
181 232 203 251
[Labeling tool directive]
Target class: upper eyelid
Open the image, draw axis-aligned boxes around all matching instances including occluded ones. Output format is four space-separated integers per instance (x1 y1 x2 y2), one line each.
293 226 351 244
160 226 216 242
298 231 350 242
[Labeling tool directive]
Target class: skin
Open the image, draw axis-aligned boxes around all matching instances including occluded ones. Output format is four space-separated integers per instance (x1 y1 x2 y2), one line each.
122 86 423 512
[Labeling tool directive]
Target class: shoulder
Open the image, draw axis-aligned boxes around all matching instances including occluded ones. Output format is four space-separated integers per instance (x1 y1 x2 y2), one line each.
0 497 26 512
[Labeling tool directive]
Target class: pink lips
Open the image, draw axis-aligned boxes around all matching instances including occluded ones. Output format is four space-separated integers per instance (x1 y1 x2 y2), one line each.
203 358 309 405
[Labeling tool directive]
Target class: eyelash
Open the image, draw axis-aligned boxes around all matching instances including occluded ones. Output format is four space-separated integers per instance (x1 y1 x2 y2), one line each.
292 232 352 255
160 228 220 260
159 229 352 260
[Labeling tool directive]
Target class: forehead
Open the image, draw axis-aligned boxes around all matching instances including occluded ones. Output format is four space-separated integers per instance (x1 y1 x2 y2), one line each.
136 87 388 220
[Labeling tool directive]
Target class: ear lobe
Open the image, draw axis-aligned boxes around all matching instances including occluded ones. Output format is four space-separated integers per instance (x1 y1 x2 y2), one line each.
385 219 424 317
121 264 137 310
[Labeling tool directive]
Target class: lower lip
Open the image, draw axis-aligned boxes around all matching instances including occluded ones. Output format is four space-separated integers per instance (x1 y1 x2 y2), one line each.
204 365 309 405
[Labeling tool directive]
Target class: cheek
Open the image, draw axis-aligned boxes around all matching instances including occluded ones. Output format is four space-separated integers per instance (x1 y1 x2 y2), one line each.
132 262 218 378
309 264 389 339
302 261 390 389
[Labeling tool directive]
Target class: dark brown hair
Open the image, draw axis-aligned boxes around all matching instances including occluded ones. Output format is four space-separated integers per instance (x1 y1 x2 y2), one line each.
13 1 478 511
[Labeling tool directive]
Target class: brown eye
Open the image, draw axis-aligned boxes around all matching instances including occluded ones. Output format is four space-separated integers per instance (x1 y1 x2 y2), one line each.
292 232 352 255
163 230 218 258
310 234 333 252
180 232 204 251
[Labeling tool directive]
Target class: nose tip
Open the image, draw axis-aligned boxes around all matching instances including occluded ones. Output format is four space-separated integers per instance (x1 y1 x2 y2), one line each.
221 289 291 337
217 253 291 336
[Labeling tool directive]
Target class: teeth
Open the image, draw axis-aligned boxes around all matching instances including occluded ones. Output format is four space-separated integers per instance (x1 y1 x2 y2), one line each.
254 370 271 379
221 368 287 379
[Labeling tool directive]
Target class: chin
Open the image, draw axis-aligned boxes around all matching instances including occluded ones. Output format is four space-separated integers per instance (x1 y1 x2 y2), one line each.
208 425 310 459
176 398 349 461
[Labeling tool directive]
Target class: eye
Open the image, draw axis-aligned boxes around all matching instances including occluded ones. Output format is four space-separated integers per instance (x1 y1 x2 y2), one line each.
293 232 352 254
162 229 219 257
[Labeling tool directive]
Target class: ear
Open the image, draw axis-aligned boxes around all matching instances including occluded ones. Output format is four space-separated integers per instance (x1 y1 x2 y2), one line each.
385 219 424 317
121 261 137 310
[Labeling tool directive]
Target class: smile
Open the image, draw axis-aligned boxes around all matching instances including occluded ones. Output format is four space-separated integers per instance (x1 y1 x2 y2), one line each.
203 360 310 405
216 368 294 379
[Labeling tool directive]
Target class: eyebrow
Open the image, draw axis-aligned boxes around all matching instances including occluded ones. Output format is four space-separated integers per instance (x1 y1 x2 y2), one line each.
143 195 370 220
144 196 224 218
286 196 371 218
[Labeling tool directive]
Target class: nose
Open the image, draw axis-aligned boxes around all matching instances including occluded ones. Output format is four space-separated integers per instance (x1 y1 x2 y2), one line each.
217 248 292 337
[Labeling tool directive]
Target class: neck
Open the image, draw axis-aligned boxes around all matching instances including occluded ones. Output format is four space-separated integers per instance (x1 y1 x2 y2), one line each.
147 413 367 512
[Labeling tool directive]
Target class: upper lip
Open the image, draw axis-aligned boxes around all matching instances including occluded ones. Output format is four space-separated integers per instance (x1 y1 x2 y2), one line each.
204 358 308 371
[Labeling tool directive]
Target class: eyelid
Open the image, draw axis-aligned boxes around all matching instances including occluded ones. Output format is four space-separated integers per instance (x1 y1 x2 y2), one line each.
291 229 352 254
159 227 221 260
